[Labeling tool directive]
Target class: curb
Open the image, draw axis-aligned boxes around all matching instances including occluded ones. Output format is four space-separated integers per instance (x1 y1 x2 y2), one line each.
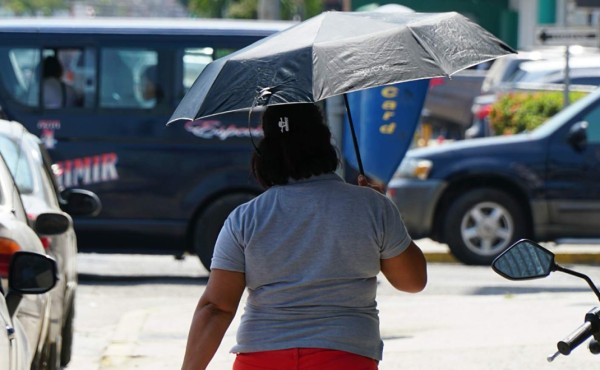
554 253 600 265
423 250 600 265
424 251 458 263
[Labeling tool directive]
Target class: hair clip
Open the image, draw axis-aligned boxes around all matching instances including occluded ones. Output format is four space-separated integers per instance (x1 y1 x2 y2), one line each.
278 117 289 133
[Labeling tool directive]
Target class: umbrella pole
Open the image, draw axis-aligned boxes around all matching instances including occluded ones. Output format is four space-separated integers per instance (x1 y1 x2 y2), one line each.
343 94 365 177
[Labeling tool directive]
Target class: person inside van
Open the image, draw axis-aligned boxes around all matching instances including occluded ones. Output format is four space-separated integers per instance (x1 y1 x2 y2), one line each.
140 64 163 107
42 55 79 108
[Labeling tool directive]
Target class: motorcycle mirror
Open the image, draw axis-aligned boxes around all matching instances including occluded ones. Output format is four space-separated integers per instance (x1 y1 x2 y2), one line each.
492 239 556 280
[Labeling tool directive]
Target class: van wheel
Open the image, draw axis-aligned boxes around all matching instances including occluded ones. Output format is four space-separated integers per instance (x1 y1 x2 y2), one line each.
60 297 75 367
443 188 527 265
193 193 256 271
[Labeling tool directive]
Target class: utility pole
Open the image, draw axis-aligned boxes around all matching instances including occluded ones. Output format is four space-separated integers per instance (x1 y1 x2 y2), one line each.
563 0 571 107
343 0 351 11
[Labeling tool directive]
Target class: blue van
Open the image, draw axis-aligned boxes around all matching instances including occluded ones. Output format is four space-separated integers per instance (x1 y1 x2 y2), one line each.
0 17 294 269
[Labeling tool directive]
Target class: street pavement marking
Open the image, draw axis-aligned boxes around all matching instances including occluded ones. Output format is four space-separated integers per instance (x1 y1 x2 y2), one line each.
100 309 149 369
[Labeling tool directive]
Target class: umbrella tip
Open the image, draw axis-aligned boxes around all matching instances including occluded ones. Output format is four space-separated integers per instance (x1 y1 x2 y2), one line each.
166 117 193 126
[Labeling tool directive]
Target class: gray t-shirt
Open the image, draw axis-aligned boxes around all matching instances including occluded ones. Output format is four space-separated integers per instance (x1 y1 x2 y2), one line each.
211 173 411 360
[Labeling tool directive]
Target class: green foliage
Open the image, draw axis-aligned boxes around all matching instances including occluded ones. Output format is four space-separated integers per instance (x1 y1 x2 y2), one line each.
489 91 588 135
5 0 67 15
228 0 258 18
187 0 322 20
189 0 227 18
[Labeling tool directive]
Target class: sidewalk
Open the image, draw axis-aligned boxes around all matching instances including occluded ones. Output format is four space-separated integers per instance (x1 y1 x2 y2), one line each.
74 239 600 370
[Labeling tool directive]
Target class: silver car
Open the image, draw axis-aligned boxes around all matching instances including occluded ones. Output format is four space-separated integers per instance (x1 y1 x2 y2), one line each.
0 136 70 369
0 120 101 369
1 252 58 370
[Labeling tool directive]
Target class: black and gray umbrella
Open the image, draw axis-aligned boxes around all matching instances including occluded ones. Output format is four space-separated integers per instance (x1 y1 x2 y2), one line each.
169 10 515 175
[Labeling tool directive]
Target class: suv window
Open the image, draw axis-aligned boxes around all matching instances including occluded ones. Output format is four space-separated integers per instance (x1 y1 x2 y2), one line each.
585 102 600 144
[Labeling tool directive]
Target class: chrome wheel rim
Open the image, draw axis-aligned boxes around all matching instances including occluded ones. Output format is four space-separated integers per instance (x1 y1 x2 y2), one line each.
460 201 514 256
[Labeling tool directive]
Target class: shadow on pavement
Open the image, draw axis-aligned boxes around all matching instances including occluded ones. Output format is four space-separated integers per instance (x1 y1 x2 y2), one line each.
78 273 209 286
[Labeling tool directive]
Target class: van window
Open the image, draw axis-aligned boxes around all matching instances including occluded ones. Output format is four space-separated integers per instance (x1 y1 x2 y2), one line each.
100 48 158 109
0 48 40 106
42 48 89 109
1 46 239 110
0 47 93 109
183 48 213 92
182 47 236 94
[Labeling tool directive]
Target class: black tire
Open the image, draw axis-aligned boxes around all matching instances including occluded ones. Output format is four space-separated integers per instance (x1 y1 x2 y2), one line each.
36 339 60 370
193 193 255 271
46 342 60 370
443 188 528 265
60 297 75 367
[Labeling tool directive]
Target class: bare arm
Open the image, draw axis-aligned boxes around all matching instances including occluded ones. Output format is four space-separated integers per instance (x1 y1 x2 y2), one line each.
181 269 246 370
356 175 427 292
381 240 427 293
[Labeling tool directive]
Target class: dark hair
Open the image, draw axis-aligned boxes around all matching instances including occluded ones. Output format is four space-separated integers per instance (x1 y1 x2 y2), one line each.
141 64 163 102
42 56 63 79
251 103 339 188
142 65 158 85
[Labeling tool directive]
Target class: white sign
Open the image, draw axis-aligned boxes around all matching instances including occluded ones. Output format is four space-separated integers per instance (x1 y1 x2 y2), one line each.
535 26 599 47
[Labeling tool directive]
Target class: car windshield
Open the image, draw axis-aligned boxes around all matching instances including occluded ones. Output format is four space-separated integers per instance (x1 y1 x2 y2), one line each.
0 136 34 194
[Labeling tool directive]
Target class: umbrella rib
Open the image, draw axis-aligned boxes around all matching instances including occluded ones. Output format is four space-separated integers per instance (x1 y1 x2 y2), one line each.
309 13 330 99
406 25 452 78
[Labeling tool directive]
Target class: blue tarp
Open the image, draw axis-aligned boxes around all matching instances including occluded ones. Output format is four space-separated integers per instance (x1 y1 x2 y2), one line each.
343 80 429 184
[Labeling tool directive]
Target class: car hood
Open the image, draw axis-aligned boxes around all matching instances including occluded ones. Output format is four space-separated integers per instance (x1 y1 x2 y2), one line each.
406 133 538 160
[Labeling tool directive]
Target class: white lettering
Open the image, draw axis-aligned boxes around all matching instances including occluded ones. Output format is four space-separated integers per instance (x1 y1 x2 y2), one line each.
56 152 119 188
37 120 61 130
184 120 263 140
101 153 118 182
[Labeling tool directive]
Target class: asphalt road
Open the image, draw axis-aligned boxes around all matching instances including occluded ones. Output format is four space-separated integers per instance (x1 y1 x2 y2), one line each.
69 239 600 370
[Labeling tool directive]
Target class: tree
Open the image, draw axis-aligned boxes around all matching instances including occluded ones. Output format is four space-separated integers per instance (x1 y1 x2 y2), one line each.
188 0 229 18
5 0 68 16
187 0 322 20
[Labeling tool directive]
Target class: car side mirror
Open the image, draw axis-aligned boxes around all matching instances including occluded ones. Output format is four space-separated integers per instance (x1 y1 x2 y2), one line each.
567 121 588 152
59 188 102 217
492 239 556 280
34 212 70 235
6 251 58 317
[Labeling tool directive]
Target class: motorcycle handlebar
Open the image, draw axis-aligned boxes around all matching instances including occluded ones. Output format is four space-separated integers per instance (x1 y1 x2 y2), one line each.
557 321 594 356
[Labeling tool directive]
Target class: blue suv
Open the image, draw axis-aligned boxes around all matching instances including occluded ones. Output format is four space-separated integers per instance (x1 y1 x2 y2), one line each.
388 87 600 265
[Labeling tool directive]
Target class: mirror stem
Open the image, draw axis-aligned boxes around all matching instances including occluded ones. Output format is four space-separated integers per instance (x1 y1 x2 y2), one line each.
5 291 23 317
555 264 600 301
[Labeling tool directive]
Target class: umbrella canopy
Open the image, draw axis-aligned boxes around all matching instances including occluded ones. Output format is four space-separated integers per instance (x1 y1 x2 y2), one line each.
169 10 515 123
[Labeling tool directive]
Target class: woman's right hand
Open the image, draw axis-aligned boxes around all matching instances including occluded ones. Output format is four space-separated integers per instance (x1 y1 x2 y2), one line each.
357 175 386 194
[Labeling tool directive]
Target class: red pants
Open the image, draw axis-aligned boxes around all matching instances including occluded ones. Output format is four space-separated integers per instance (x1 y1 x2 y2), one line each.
233 348 378 370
